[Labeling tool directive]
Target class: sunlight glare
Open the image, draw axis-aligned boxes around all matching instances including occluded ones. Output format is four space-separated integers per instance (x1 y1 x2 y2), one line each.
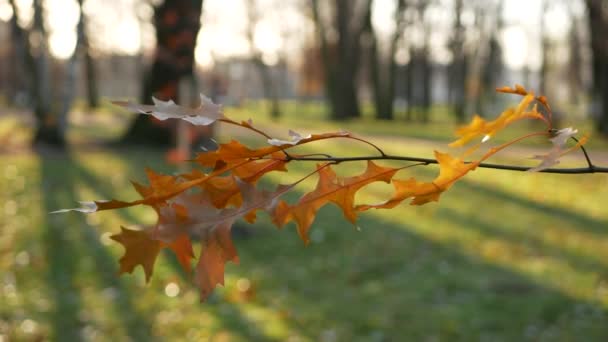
254 21 282 54
47 0 80 59
49 31 77 59
14 0 33 27
0 0 13 22
165 282 180 297
501 26 529 70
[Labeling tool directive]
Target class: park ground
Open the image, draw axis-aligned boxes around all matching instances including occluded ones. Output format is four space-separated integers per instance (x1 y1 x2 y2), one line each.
1 101 608 341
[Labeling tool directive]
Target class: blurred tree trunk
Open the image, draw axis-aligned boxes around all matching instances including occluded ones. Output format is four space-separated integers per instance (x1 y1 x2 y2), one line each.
30 0 66 147
7 0 29 106
121 0 204 145
567 8 583 105
585 0 608 135
448 0 467 123
420 34 432 122
405 45 415 121
60 0 92 119
245 0 281 119
366 0 406 121
77 0 99 109
465 2 499 117
478 1 503 116
310 0 371 120
538 0 549 96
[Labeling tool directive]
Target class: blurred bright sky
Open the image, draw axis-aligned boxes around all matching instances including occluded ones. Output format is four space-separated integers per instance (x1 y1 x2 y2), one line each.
0 0 586 70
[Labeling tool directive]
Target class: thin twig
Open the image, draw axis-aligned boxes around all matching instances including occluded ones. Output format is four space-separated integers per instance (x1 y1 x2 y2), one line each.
572 136 595 171
345 136 387 156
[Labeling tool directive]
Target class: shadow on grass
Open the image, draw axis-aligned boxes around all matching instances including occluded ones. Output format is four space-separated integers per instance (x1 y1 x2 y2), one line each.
458 179 608 237
439 207 608 277
39 150 157 341
66 147 271 341
231 206 608 341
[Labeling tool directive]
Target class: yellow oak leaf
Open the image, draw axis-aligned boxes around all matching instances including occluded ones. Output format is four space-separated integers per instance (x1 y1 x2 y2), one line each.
450 94 542 147
358 151 478 209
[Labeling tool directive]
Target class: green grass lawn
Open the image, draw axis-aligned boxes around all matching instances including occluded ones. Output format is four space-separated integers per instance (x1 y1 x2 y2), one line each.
1 107 608 341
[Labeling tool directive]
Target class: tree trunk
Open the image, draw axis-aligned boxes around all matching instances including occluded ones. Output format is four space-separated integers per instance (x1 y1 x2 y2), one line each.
586 0 608 135
310 0 370 120
77 0 99 109
367 0 405 121
245 0 281 119
7 0 29 106
448 0 467 123
538 0 549 96
420 46 432 123
31 0 66 147
405 48 415 121
121 0 204 145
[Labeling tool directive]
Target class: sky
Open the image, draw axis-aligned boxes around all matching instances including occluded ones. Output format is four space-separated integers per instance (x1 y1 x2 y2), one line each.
0 0 586 71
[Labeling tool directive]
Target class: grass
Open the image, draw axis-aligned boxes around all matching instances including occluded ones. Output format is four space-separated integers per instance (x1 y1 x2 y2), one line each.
1 105 608 341
225 99 608 150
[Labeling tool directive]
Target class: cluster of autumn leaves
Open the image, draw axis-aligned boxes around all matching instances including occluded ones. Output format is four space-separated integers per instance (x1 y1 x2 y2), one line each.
55 85 587 301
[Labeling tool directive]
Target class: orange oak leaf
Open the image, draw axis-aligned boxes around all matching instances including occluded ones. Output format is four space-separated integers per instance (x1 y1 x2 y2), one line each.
273 164 337 243
496 84 528 96
274 161 398 244
110 226 163 282
195 131 351 168
449 94 543 147
232 153 288 183
55 162 237 213
358 151 478 209
162 233 195 274
154 179 293 241
195 221 239 301
181 170 242 208
151 180 292 300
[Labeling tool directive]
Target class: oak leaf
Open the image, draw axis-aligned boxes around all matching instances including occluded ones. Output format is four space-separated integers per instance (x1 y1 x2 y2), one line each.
527 128 588 172
195 131 351 168
274 161 398 244
195 221 239 300
267 129 312 146
151 179 292 300
449 94 542 147
496 84 528 96
113 94 223 126
162 230 196 274
358 151 478 209
110 226 163 282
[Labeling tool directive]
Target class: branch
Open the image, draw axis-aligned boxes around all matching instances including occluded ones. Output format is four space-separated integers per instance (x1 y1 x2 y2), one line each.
271 154 608 174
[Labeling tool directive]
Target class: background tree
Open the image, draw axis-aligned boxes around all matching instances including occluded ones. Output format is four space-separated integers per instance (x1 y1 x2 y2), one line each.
366 0 407 121
477 1 503 115
121 0 204 145
76 0 99 109
448 0 467 123
245 0 281 119
585 0 608 135
567 3 584 106
310 0 372 120
30 0 65 147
